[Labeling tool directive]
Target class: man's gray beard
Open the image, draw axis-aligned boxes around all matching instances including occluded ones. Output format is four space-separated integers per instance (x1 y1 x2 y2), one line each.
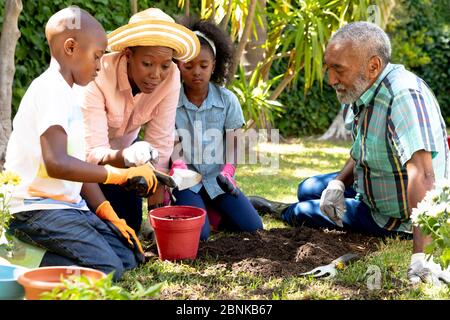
335 74 370 104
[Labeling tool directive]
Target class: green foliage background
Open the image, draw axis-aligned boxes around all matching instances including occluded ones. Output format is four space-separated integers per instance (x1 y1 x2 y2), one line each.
274 0 449 137
388 0 450 124
1 0 449 135
0 0 182 116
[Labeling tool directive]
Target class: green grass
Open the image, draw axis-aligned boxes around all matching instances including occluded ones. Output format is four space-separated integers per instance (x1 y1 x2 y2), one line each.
121 138 450 300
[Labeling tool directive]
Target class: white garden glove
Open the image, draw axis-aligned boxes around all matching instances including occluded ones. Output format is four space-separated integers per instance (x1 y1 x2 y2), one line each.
319 179 346 227
123 141 159 167
408 253 450 286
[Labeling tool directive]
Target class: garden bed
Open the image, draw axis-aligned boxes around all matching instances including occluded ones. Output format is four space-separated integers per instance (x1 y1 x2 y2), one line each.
146 226 377 279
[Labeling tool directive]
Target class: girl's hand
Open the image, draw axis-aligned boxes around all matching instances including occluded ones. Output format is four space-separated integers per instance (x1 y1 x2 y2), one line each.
216 164 239 198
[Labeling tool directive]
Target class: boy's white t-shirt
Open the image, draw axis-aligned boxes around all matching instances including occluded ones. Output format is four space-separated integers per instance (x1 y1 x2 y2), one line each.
5 65 89 213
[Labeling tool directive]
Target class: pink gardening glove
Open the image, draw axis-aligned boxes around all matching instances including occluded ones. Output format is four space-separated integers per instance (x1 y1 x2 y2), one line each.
216 164 239 198
164 159 188 204
169 159 188 176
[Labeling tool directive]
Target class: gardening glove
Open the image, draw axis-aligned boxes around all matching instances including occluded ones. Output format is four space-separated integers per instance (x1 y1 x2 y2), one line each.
123 141 159 167
407 253 450 286
169 159 203 191
104 164 158 197
319 179 346 227
216 164 239 198
96 201 145 262
169 159 188 175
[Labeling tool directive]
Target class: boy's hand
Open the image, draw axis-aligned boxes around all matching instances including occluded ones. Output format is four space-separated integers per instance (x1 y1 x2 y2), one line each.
104 164 158 197
123 141 159 167
95 201 144 255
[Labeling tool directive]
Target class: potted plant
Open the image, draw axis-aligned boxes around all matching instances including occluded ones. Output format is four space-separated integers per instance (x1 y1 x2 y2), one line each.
411 179 450 269
0 170 20 247
39 273 163 300
0 170 26 300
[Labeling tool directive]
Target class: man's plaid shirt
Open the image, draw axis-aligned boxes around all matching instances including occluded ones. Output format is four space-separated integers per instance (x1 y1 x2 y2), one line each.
343 63 448 232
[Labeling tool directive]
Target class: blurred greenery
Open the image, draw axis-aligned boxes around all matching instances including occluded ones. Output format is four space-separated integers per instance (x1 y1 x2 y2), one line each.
273 73 339 137
275 0 450 137
1 0 448 133
0 0 181 116
387 0 450 124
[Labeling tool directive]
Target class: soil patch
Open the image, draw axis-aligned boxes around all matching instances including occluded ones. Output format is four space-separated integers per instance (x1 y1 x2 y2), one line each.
145 225 378 279
196 226 378 278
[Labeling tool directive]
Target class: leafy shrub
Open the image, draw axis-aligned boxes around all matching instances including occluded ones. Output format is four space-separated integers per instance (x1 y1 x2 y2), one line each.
0 0 180 117
387 0 450 124
273 74 339 137
40 273 164 300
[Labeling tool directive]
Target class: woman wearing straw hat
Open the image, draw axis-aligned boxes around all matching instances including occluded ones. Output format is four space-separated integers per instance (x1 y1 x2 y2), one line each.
79 8 200 234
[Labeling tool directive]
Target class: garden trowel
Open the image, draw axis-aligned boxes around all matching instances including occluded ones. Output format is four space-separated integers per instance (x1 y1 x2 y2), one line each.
299 253 359 279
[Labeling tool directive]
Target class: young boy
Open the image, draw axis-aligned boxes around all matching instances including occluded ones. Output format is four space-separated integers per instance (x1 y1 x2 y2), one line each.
4 6 157 280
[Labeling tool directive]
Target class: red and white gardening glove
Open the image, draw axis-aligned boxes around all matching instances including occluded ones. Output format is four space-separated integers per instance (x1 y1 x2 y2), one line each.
169 159 188 176
216 164 239 198
164 159 189 203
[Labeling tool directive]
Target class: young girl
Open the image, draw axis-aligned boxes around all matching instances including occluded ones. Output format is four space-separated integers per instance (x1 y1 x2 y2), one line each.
171 19 263 241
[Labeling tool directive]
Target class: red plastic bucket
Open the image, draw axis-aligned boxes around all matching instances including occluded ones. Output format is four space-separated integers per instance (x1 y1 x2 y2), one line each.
149 206 206 261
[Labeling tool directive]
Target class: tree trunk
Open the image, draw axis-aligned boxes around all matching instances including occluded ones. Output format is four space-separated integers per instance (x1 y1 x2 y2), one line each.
241 0 266 78
130 0 137 15
185 0 190 17
0 0 22 170
227 0 257 84
318 109 351 141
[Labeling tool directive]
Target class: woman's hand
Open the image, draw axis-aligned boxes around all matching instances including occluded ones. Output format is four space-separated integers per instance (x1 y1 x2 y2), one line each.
123 141 159 167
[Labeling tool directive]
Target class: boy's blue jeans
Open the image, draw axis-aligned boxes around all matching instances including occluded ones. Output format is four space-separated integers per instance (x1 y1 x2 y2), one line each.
9 209 138 281
173 187 263 241
100 184 142 234
282 172 411 238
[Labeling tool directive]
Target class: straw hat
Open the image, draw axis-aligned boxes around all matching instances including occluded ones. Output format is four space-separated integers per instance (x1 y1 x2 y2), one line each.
107 8 200 62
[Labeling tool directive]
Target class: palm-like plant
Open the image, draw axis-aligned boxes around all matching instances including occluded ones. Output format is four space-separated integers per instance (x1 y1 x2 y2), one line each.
178 0 393 129
231 65 283 128
266 0 392 95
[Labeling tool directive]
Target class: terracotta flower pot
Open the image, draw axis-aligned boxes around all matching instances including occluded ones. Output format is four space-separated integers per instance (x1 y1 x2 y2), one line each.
17 266 106 300
149 206 206 261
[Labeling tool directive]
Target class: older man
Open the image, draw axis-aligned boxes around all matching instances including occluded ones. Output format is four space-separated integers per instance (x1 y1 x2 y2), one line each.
249 22 449 285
